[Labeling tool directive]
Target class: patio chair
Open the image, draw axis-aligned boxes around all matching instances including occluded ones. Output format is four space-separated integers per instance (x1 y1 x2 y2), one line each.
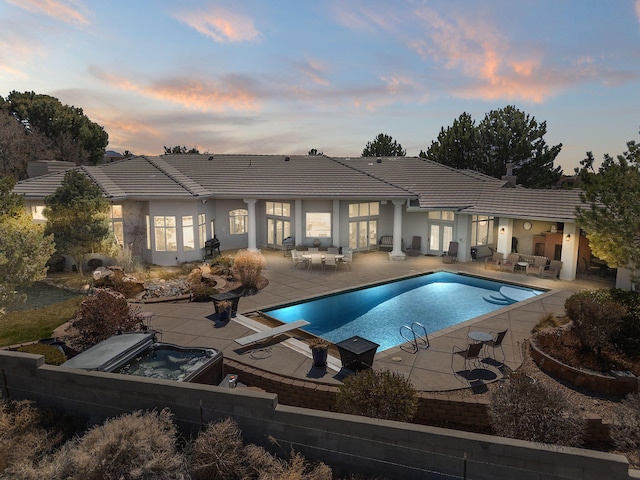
339 249 352 269
308 247 319 253
500 253 520 273
526 256 548 278
442 241 458 264
291 250 307 269
485 329 508 366
406 236 421 256
327 247 339 254
323 254 337 272
484 252 503 270
542 260 562 280
451 341 483 374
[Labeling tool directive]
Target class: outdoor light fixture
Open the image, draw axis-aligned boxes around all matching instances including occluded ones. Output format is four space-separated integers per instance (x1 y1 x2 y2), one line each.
500 227 505 234
565 234 571 241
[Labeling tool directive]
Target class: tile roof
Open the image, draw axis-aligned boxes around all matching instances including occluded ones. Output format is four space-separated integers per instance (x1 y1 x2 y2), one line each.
159 154 414 199
13 154 583 221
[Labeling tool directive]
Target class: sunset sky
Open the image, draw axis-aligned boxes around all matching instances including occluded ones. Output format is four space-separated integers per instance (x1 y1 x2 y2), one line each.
1 0 639 172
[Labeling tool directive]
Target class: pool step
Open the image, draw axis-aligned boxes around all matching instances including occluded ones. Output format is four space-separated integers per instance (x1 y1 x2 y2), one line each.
483 293 513 305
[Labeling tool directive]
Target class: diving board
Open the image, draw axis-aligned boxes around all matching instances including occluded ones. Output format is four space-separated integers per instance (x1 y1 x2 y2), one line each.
235 320 310 347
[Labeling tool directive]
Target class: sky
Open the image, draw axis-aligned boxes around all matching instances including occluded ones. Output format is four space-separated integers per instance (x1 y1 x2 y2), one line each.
1 1 639 173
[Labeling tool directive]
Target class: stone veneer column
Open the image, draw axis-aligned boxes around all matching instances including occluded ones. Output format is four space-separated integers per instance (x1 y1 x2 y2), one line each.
243 198 258 252
390 200 406 260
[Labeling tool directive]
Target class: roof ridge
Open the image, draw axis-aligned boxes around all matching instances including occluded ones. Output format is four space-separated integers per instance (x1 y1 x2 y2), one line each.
80 166 126 199
146 156 210 197
328 156 417 196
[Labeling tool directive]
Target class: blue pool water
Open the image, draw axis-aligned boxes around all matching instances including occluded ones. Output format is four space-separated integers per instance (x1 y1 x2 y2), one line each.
262 271 543 351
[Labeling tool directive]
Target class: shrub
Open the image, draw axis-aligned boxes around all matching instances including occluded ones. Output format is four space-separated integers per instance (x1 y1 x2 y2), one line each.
0 400 67 475
64 409 184 480
65 289 142 351
610 393 640 466
336 369 418 422
488 371 585 447
609 289 640 355
189 418 249 479
564 289 627 357
16 343 66 365
531 313 568 333
232 250 267 293
190 283 217 302
210 256 234 276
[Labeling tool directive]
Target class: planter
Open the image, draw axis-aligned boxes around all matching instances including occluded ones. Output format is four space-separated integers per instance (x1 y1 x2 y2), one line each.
311 347 328 367
529 338 639 396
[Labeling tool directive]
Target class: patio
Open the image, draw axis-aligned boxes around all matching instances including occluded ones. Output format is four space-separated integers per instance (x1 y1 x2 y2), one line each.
141 249 614 392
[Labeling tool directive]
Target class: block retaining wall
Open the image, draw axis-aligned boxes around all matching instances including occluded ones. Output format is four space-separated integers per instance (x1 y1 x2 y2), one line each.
225 358 613 446
0 350 630 480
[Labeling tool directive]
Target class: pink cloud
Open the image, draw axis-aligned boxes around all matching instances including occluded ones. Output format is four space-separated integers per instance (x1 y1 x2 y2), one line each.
411 7 555 103
636 0 640 23
89 66 260 112
294 56 330 86
173 8 260 43
6 0 91 26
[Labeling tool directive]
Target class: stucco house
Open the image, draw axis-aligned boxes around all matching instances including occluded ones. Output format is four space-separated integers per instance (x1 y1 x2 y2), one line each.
13 153 595 281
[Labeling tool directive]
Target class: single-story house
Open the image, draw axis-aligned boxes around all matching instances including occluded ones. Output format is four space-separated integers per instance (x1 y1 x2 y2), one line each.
12 153 602 282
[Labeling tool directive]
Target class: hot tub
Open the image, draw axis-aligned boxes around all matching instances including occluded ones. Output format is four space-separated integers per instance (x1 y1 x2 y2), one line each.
61 333 223 385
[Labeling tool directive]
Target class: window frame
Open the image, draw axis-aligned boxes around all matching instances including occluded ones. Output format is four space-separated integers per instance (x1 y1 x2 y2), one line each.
229 209 248 235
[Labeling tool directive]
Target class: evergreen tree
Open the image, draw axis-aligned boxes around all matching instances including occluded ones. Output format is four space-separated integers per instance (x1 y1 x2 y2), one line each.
0 177 55 312
424 106 563 188
478 106 563 188
424 112 481 169
362 133 406 157
576 138 640 273
44 170 112 274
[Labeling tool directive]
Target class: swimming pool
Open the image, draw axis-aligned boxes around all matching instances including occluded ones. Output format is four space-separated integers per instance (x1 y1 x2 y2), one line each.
262 271 544 351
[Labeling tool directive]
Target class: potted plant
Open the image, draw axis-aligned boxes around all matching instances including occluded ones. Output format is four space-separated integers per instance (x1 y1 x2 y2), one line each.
309 337 330 368
215 300 232 321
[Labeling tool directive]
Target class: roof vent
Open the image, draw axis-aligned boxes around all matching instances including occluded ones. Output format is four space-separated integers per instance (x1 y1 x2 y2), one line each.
376 157 382 163
284 156 290 161
208 155 214 161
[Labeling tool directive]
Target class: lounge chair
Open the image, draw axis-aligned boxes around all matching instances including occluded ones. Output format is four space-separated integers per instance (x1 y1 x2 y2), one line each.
542 260 562 280
327 247 339 254
526 256 548 278
406 236 421 256
500 253 521 273
235 320 310 347
484 252 503 270
485 329 508 366
442 241 458 263
452 342 484 374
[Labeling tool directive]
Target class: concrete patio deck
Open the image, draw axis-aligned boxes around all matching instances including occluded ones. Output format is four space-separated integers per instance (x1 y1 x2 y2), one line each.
142 249 614 392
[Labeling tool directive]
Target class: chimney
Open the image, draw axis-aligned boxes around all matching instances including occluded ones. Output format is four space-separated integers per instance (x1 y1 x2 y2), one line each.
502 162 517 187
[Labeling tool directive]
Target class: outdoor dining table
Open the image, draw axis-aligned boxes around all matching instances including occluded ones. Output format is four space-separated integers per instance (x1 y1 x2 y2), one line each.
302 253 343 271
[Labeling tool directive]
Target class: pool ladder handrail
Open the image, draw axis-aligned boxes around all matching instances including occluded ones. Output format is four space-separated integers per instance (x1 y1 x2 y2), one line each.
400 322 430 353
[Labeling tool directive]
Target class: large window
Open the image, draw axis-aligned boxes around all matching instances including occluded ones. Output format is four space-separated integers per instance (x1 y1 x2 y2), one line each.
154 215 177 251
266 201 290 217
110 205 124 245
229 209 248 235
348 202 379 250
349 202 379 218
472 215 495 246
182 215 194 251
30 205 46 221
305 212 331 238
198 214 206 247
266 201 291 247
428 210 455 221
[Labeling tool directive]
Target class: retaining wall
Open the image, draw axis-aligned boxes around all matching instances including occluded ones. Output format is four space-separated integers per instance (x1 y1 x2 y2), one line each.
0 350 630 480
